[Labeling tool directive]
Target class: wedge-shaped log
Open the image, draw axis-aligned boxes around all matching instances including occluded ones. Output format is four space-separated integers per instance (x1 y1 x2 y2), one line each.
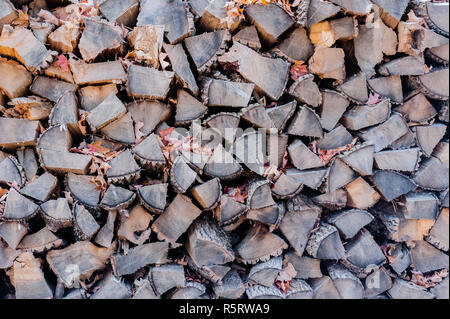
36 125 74 152
0 240 20 270
309 47 345 82
73 204 99 241
232 25 261 50
78 84 118 111
316 125 353 150
20 172 57 202
106 150 140 185
0 221 27 250
275 27 313 62
364 266 392 298
94 211 116 248
410 240 449 273
288 140 324 170
341 143 374 176
287 106 323 138
204 79 254 108
430 276 449 300
372 170 416 202
374 148 420 172
387 278 434 299
266 101 296 133
288 74 322 108
377 56 426 76
397 21 448 57
204 144 242 180
345 177 380 209
272 174 303 199
101 112 136 145
175 90 207 125
324 158 357 193
204 112 240 144
39 149 92 175
0 58 32 99
128 101 171 136
99 0 139 27
248 257 282 287
49 91 79 134
117 204 152 245
232 132 266 176
285 168 327 190
329 0 371 15
150 264 185 296
0 156 25 187
241 104 276 132
368 76 403 104
306 224 345 260
30 76 76 103
133 133 166 169
409 67 449 101
17 227 62 253
427 208 449 252
9 97 52 121
413 157 449 191
66 173 101 208
319 90 349 132
313 189 348 211
2 188 39 221
138 183 168 214
170 155 197 193
191 178 221 210
337 72 368 104
342 99 391 131
213 195 248 226
170 281 206 299
371 0 409 28
199 0 240 32
47 23 80 53
213 269 246 299
127 64 174 100
86 93 126 132
307 0 340 27
327 263 365 299
100 185 135 211
247 179 276 210
287 254 322 280
40 198 73 232
412 0 449 37
415 124 446 157
327 209 374 240
393 93 437 123
0 118 40 150
70 60 126 86
90 271 132 299
403 192 439 220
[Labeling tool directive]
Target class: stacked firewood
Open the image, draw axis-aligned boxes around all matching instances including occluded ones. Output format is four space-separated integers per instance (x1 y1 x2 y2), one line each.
0 0 448 299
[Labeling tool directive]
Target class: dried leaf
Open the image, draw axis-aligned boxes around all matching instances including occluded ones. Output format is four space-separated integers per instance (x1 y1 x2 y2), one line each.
290 60 308 81
12 10 29 28
367 92 382 105
276 262 297 282
0 188 8 198
53 54 70 73
88 139 112 155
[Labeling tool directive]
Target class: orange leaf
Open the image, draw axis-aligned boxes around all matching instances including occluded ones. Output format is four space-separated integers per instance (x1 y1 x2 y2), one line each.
0 188 8 197
53 54 70 73
88 139 111 155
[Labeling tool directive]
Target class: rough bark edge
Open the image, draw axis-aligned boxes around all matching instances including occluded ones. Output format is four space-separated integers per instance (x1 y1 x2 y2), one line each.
99 192 136 211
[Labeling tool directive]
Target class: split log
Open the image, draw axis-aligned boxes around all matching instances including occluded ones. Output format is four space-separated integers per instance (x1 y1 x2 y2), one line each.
246 284 284 299
70 60 126 86
101 112 136 145
240 104 276 132
213 195 248 226
204 144 243 180
0 221 27 249
329 0 371 15
132 133 166 169
266 101 296 133
341 143 374 176
288 74 322 108
267 133 289 168
316 125 353 150
46 241 114 287
397 21 448 57
413 157 449 191
309 276 341 299
427 43 449 65
410 240 449 273
386 243 411 275
327 263 365 299
20 172 58 202
78 18 124 61
73 204 100 241
432 141 449 169
94 211 116 248
280 195 321 255
247 179 276 210
0 26 56 72
30 76 76 103
2 188 39 221
247 203 284 228
394 93 437 123
324 158 357 193
427 208 449 252
287 253 322 279
307 0 340 27
128 102 170 137
117 205 152 245
440 189 449 208
412 0 449 37
138 183 168 214
248 257 282 287
39 149 93 175
367 76 403 104
371 0 409 28
152 194 202 243
345 177 381 209
342 99 391 131
327 209 374 240
272 174 303 199
9 97 52 121
111 241 169 276
99 0 139 27
402 192 439 220
213 269 246 299
90 271 132 299
40 198 73 232
337 72 368 104
204 79 254 108
186 216 234 266
78 84 118 111
170 281 206 299
360 114 410 152
175 90 207 125
30 22 54 44
170 155 197 193
100 185 135 211
415 124 446 157
184 30 230 73
408 67 449 101
186 257 230 284
49 91 79 134
377 56 426 76
0 58 32 99
235 224 287 264
16 227 62 253
11 252 53 299
232 26 261 50
44 60 74 83
137 0 194 44
66 173 101 208
244 3 295 47
204 112 240 144
287 105 323 138
47 23 80 53
430 276 449 300
86 93 126 132
288 140 324 170
0 240 20 270
199 0 240 32
312 189 348 211
372 170 416 202
283 279 314 299
374 148 421 172
106 149 141 184
127 64 174 100
0 0 17 31
306 224 345 260
308 47 346 82
0 118 40 149
133 278 159 299
218 42 290 100
163 43 199 95
149 264 185 296
0 156 25 187
319 90 349 132
232 132 265 176
387 278 434 299
364 266 392 298
284 168 328 190
191 178 221 210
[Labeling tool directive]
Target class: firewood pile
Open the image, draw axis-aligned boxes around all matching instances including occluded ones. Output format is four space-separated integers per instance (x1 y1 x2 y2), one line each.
0 0 449 300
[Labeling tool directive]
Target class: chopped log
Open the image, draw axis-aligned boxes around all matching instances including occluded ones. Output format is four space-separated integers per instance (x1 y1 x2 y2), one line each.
342 99 391 131
319 90 349 132
0 240 20 270
341 143 374 176
387 278 434 299
411 240 449 273
199 0 240 32
11 252 53 299
246 284 284 299
432 141 449 169
163 43 199 95
149 264 185 296
47 23 80 53
73 204 100 240
307 0 340 28
66 173 101 208
367 76 403 104
247 203 284 228
327 263 365 299
309 47 346 82
20 172 58 202
0 0 17 31
44 60 74 83
272 174 303 199
30 22 54 44
360 114 410 152
329 0 371 15
235 224 287 264
99 0 139 27
49 91 79 135
170 155 197 193
287 105 323 138
0 156 25 187
170 281 206 299
90 271 132 299
17 227 62 253
306 224 345 260
0 221 27 249
86 93 126 132
266 101 296 133
409 67 449 101
372 170 417 202
0 118 40 149
413 157 449 191
78 84 118 111
387 243 411 275
415 124 446 157
39 149 93 175
30 76 76 103
247 179 276 210
175 90 207 126
133 278 159 299
313 189 348 211
430 276 449 300
152 194 202 243
364 266 392 298
106 149 141 184
191 178 221 210
213 269 246 299
316 125 353 150
100 185 135 211
286 253 322 279
218 42 290 100
337 72 368 104
138 183 168 214
78 18 123 61
117 204 152 245
233 26 262 51
377 56 426 77
70 60 126 86
427 208 449 252
285 168 327 190
46 241 114 287
186 216 234 266
327 209 374 240
0 58 32 99
440 189 449 208
402 192 439 220
374 148 420 172
285 280 314 299
111 241 169 276
288 140 324 170
244 3 295 47
204 112 240 144
40 198 73 232
241 104 276 132
184 30 230 73
137 0 194 44
427 43 449 65
133 133 166 169
204 78 254 108
342 228 385 275
413 0 449 37
248 257 282 287
324 158 357 193
345 177 381 209
232 132 265 176
331 16 358 41
204 144 242 180
186 257 230 284
2 188 39 221
0 26 56 72
394 93 437 123
94 211 116 248
354 18 397 77
371 0 409 28
101 112 136 145
309 276 341 299
9 97 52 121
288 74 322 108
213 195 248 226
398 21 448 57
267 133 289 168
127 64 174 100
280 195 321 255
